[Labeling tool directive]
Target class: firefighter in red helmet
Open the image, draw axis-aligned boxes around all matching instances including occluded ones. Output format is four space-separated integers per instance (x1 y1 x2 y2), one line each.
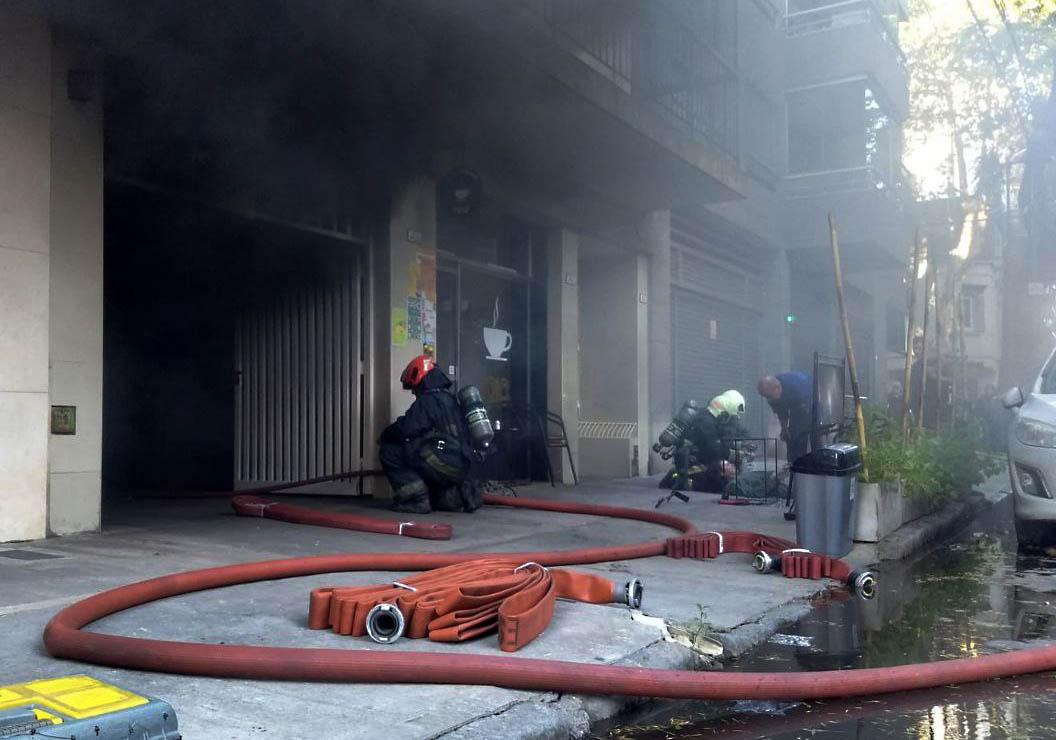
378 355 478 514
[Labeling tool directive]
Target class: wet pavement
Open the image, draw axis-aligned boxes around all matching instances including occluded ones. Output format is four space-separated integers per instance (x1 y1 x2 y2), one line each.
602 497 1056 739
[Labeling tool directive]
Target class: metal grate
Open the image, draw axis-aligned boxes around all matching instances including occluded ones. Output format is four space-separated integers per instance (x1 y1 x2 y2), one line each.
234 251 364 488
0 549 63 561
578 421 638 440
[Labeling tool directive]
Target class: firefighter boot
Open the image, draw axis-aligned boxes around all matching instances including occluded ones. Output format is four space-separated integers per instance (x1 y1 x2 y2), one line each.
392 480 431 514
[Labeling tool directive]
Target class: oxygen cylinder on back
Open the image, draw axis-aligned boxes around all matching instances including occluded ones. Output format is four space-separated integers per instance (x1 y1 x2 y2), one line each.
457 385 494 455
653 399 699 453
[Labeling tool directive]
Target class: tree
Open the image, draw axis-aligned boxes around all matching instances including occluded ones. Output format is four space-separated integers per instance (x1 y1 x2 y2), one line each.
1010 0 1056 26
903 1 1054 406
904 0 1054 198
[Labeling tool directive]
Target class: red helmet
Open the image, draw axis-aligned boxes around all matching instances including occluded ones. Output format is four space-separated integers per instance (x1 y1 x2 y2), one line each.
400 354 434 390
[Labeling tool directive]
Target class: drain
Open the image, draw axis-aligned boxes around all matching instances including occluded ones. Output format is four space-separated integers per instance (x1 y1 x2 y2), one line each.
0 549 63 561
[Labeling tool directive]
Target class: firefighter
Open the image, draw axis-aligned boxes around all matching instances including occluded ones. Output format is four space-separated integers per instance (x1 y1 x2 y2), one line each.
660 390 745 494
758 372 813 463
378 355 474 514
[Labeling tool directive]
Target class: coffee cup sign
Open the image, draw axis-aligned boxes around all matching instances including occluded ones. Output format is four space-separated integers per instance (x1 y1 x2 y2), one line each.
483 327 512 361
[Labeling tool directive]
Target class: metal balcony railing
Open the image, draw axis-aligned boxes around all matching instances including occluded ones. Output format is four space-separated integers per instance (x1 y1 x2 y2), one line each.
531 0 635 89
752 0 784 24
638 2 739 156
742 82 781 182
529 0 742 158
784 162 909 202
784 0 907 69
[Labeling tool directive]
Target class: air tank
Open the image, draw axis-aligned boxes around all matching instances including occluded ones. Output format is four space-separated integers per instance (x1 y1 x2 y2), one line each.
457 385 494 454
653 399 699 453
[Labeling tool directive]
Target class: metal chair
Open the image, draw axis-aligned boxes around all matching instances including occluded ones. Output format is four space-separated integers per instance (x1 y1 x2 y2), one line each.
536 410 578 486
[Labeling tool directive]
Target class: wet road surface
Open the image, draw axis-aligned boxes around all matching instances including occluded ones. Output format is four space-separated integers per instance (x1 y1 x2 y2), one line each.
601 498 1056 739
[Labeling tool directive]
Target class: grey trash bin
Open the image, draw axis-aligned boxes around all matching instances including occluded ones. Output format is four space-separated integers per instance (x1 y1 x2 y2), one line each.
791 443 861 557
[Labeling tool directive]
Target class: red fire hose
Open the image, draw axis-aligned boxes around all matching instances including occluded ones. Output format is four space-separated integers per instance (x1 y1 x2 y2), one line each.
42 493 1051 700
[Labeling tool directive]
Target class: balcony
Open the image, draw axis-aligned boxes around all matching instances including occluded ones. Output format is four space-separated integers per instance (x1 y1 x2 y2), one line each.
784 0 909 118
526 0 743 160
782 163 912 271
784 162 910 201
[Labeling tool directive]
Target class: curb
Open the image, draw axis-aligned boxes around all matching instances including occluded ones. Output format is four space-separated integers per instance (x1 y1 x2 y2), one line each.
436 641 705 739
445 487 1004 739
849 490 994 565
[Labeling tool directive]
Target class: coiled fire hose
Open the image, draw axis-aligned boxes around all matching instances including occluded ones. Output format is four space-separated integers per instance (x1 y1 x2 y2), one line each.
43 491 1052 700
309 558 643 651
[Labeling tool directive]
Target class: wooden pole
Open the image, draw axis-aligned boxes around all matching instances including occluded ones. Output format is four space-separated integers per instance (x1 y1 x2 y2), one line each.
934 264 944 432
917 262 934 431
901 230 923 440
829 213 868 476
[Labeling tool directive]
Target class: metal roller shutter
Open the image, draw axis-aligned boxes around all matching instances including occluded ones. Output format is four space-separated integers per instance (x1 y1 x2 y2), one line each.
234 250 364 489
673 287 763 435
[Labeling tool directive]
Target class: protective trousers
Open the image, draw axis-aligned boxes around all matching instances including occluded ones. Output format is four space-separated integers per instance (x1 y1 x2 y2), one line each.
379 438 470 513
785 404 812 463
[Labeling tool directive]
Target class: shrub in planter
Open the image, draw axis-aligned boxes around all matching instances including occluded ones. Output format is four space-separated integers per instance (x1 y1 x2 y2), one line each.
847 409 998 501
847 410 1000 540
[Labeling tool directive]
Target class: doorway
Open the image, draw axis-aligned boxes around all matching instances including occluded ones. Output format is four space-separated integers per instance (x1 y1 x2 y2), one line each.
436 258 534 480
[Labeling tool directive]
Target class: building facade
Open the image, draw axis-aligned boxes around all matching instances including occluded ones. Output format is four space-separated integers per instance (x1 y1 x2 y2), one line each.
0 0 912 542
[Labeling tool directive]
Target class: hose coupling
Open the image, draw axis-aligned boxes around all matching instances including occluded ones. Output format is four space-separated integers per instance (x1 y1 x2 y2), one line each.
614 578 644 609
365 602 406 644
752 551 779 574
848 570 878 600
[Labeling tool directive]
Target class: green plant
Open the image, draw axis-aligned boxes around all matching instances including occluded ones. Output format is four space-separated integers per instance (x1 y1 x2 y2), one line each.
843 408 1002 504
684 603 713 645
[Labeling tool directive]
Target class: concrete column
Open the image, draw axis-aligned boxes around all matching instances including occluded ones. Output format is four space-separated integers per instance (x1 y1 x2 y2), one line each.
369 176 437 496
47 28 104 535
0 5 51 541
577 250 649 478
634 254 650 476
760 248 792 439
546 227 579 483
643 210 672 475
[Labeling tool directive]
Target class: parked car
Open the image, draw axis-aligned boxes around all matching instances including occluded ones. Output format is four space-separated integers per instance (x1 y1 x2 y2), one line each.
1004 347 1056 547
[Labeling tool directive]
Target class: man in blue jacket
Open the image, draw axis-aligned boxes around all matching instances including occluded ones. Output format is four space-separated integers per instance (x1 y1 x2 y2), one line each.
758 371 814 463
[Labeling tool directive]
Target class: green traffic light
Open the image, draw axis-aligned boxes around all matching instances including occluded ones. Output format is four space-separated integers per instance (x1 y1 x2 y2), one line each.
785 313 796 324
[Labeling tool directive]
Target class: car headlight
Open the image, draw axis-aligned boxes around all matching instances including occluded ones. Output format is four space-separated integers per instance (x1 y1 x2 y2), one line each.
1016 418 1056 448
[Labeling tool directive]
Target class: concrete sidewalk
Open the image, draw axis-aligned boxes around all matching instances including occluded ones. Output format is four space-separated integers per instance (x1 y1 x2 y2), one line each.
3 471 1002 739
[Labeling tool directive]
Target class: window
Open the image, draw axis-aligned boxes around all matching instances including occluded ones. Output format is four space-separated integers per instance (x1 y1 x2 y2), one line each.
961 285 986 332
786 79 898 185
886 306 907 353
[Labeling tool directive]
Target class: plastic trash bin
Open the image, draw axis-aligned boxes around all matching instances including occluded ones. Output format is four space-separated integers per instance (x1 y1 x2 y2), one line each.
791 443 861 557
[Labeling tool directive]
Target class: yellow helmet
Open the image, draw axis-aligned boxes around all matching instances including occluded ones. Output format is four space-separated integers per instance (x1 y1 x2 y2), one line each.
709 390 746 420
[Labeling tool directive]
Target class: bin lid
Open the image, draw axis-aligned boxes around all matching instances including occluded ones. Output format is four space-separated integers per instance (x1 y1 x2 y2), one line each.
790 443 861 476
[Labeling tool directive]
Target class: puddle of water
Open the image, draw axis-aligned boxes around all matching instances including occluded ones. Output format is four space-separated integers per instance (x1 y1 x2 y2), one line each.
601 502 1056 739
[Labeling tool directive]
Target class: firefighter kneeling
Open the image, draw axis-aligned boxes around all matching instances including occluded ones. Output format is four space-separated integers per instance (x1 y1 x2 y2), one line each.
657 390 747 494
379 355 492 514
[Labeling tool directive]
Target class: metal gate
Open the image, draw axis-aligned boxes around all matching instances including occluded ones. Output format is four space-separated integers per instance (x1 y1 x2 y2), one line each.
234 252 364 488
672 287 762 434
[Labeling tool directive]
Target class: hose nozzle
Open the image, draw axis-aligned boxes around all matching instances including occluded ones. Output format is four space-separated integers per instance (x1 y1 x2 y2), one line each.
848 570 877 600
365 602 406 644
752 551 778 574
613 578 644 609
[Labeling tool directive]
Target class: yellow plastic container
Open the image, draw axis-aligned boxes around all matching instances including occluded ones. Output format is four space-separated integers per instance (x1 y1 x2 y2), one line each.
0 675 178 739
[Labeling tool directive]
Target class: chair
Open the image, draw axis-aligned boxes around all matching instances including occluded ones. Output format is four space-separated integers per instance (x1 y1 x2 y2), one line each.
536 410 578 486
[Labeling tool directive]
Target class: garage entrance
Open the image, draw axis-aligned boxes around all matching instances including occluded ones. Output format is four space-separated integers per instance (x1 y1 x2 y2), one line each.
102 183 368 510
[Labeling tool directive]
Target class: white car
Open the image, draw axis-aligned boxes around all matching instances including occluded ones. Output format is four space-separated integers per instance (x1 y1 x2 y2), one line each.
1005 347 1056 547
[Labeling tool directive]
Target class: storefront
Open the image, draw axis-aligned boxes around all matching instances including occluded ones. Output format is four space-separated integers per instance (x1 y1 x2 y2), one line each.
435 200 547 481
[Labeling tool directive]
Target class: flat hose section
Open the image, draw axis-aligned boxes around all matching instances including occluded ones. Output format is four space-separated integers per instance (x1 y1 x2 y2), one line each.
43 494 1056 700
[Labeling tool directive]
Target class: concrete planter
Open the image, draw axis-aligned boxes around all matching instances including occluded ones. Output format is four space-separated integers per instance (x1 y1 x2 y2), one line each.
853 480 936 543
